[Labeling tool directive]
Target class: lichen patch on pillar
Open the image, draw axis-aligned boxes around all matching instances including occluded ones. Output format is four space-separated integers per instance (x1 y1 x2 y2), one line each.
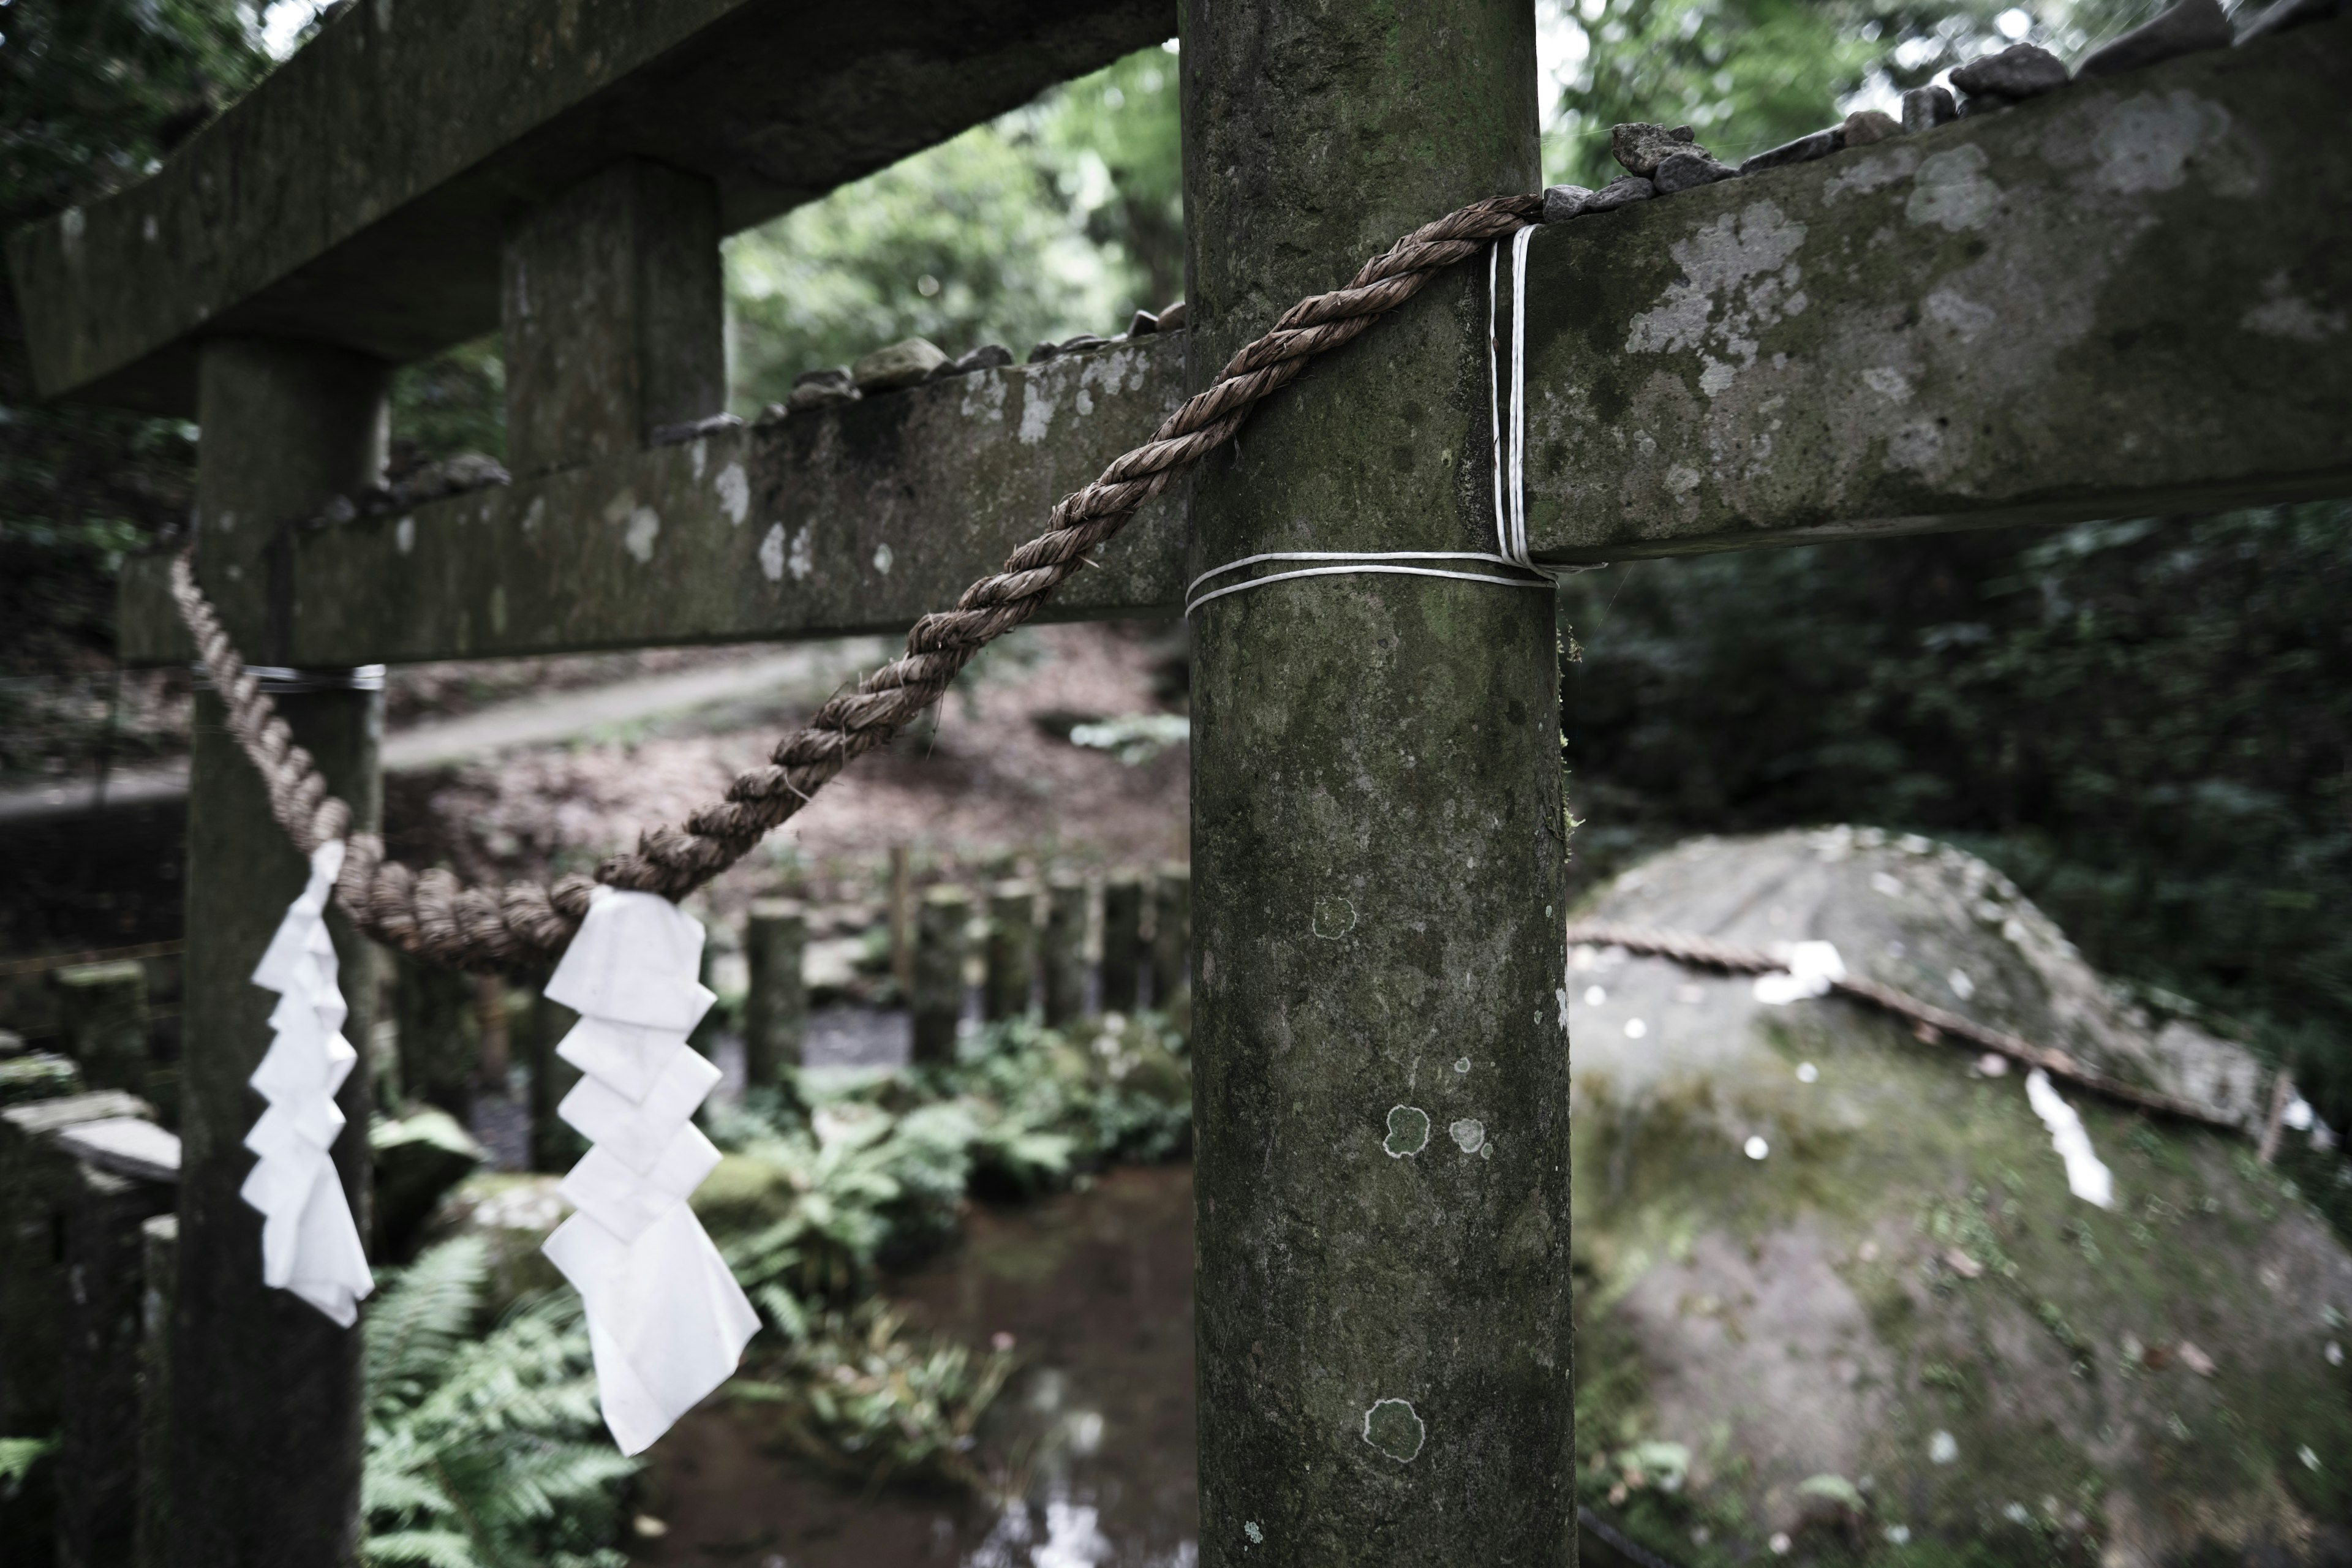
1384 1106 1431 1159
1361 1398 1427 1463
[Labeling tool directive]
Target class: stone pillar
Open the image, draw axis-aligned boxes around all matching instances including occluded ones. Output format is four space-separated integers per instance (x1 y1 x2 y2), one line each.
175 336 385 1568
51 960 151 1096
888 845 915 1000
526 991 587 1174
137 1214 176 1568
502 159 725 478
1148 864 1191 1012
984 881 1038 1022
1100 872 1145 1016
1041 874 1090 1028
59 1159 176 1568
743 899 808 1086
910 887 972 1066
1180 4 1569 1562
0 1091 149 1511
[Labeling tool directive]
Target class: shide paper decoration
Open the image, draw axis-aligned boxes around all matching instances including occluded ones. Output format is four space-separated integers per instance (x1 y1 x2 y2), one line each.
540 886 760 1455
243 839 375 1327
1752 940 1847 1006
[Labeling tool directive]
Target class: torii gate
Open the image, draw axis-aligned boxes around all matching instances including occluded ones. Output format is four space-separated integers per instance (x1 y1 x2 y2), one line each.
10 1 2349 1563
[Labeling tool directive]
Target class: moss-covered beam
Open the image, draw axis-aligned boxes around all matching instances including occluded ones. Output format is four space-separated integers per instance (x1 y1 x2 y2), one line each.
115 339 1191 666
1523 18 2352 564
7 0 1174 414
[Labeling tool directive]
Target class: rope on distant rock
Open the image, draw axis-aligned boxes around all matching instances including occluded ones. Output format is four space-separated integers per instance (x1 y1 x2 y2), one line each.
172 192 1546 972
1563 920 2248 1133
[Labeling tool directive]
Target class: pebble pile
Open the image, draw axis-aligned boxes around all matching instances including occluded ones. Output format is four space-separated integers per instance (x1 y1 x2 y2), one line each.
760 298 1190 426
1540 0 2329 222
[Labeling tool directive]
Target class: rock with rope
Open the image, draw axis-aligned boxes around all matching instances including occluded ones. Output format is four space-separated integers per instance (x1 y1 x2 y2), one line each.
1567 827 2352 1562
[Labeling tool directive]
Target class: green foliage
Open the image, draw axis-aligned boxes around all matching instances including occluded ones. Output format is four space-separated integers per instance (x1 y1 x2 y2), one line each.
0 0 266 228
391 337 508 467
0 0 267 674
1559 502 2352 1125
1541 0 2177 185
731 1302 1013 1493
362 1238 635 1568
0 1434 58 1490
725 42 1181 409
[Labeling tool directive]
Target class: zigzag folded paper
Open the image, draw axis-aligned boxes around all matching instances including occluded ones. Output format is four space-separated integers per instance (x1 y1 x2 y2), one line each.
243 839 375 1327
541 887 759 1455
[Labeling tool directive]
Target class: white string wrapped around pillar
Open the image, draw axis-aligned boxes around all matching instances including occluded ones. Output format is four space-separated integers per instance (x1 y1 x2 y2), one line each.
540 886 760 1455
242 837 375 1327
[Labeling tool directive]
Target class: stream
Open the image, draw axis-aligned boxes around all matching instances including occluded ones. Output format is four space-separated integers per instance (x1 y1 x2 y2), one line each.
639 1162 1200 1567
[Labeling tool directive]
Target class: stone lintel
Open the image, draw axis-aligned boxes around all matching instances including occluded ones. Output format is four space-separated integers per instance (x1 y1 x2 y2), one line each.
7 0 1175 413
117 337 1191 666
1523 19 2352 564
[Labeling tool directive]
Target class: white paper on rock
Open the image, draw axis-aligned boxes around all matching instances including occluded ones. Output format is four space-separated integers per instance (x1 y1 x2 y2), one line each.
2025 1068 2116 1208
540 887 758 1455
1753 940 1847 1006
241 839 375 1327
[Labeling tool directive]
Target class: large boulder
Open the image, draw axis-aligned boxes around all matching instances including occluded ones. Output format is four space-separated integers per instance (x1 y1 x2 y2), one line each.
1570 827 2351 1565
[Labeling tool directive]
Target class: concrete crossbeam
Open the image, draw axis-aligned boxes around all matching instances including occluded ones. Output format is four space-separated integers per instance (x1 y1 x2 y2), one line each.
7 0 1174 413
116 337 1192 666
1521 19 2352 563
111 24 2350 666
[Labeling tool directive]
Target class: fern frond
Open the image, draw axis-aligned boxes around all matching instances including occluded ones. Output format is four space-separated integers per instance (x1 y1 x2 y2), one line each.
367 1237 491 1419
361 1528 480 1568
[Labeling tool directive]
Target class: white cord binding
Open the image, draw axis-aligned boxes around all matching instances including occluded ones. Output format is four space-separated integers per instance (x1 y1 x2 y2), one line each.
1184 222 1593 618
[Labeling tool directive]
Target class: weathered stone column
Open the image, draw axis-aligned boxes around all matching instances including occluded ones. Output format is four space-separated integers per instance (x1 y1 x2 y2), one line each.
1041 873 1090 1027
742 899 809 1085
984 880 1039 1022
502 159 724 478
137 1214 176 1568
1100 872 1145 1015
1148 864 1189 1011
174 336 385 1568
910 886 973 1066
1181 4 1569 1562
60 1158 175 1568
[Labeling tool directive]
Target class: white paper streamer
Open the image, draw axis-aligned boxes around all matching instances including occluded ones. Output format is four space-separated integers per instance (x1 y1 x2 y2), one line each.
1753 940 1847 1006
242 839 375 1327
540 888 758 1455
2025 1068 2116 1208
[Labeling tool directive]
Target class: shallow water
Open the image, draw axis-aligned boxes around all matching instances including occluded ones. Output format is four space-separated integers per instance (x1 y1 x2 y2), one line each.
639 1162 1199 1567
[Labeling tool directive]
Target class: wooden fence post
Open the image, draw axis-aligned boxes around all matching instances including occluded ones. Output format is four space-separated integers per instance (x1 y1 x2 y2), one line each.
911 886 972 1066
984 880 1038 1022
742 899 808 1086
1181 2 1570 1560
1041 873 1090 1027
174 336 385 1568
1100 872 1145 1015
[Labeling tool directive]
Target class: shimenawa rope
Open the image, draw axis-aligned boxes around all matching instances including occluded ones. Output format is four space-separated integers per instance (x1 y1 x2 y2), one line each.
1181 214 1592 616
1563 920 2252 1133
172 193 1545 972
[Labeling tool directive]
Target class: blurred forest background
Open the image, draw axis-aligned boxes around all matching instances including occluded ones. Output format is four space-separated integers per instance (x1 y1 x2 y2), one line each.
3 0 2344 1122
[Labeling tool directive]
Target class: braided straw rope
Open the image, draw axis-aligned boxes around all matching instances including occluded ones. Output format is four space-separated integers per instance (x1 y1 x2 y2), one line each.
173 193 1545 972
1563 921 2247 1132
